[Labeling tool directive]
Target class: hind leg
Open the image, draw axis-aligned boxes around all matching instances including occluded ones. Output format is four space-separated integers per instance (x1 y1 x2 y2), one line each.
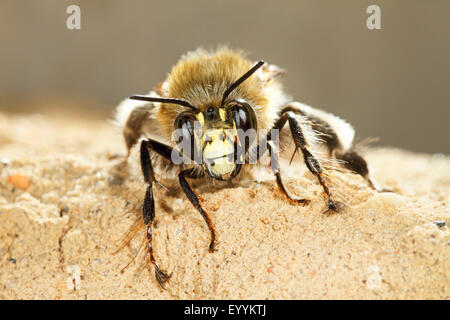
336 150 390 192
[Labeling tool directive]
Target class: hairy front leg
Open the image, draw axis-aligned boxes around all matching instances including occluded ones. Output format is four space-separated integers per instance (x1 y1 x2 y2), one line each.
178 169 217 252
140 139 173 288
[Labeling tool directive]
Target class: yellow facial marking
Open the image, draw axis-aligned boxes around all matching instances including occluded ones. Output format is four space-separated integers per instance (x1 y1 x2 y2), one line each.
196 112 205 126
202 128 235 176
219 107 226 122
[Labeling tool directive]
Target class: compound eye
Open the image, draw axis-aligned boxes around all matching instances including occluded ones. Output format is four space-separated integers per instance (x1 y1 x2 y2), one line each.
228 101 257 132
227 101 258 153
174 113 199 161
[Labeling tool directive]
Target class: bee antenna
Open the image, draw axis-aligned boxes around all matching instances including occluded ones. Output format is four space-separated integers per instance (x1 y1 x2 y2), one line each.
221 60 265 106
129 95 198 112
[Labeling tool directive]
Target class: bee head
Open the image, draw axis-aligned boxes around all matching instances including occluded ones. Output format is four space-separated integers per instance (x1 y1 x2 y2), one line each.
173 99 258 180
130 60 264 181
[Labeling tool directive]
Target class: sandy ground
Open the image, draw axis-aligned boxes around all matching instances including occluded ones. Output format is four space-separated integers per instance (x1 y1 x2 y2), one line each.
0 111 448 300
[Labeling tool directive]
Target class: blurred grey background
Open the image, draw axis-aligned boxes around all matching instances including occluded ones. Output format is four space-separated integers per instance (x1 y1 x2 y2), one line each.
0 0 449 153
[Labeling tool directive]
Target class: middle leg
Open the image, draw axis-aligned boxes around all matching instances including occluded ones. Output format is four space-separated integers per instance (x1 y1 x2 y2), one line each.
272 111 341 212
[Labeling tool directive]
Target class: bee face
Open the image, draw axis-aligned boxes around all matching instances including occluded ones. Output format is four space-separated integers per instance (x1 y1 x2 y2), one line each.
174 100 258 180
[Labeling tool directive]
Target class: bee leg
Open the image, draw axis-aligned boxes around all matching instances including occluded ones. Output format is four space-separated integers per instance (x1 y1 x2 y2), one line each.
280 104 389 193
336 150 392 192
179 169 217 253
266 141 310 206
140 139 173 288
276 111 342 213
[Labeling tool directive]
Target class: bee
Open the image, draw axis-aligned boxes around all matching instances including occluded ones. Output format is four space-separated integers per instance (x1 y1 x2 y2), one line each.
116 47 380 287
